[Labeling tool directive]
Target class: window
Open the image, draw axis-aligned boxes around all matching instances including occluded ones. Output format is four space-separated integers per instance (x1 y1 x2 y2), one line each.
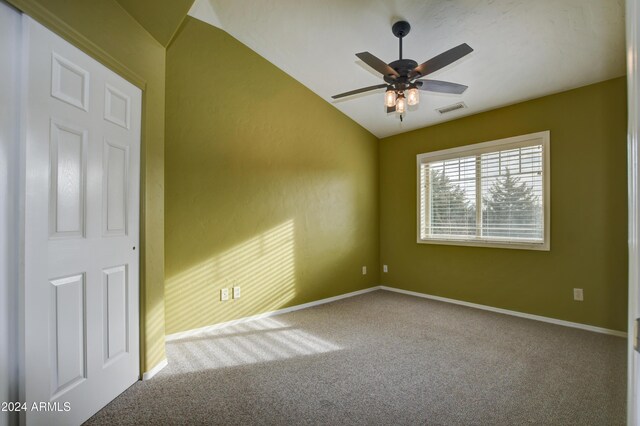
417 131 550 250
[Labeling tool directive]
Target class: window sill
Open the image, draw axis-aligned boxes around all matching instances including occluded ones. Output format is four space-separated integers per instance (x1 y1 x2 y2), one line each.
417 237 550 251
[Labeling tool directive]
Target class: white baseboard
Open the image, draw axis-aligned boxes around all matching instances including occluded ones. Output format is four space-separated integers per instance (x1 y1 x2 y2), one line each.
379 286 627 338
164 284 625 345
142 358 168 381
165 286 382 341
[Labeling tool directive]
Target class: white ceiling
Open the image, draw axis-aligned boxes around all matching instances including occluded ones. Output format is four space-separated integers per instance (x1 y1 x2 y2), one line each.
189 0 625 139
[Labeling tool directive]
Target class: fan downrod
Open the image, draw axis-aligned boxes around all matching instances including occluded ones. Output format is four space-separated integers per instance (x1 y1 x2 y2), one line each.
392 21 411 61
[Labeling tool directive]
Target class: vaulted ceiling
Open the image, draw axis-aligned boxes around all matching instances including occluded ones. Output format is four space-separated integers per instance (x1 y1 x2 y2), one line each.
115 0 194 46
189 0 625 138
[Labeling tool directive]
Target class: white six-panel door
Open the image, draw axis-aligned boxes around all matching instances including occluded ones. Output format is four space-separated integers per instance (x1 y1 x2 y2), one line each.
22 16 141 425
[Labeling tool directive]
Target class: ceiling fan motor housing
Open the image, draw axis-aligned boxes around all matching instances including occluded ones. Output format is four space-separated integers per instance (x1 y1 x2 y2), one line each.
384 59 419 85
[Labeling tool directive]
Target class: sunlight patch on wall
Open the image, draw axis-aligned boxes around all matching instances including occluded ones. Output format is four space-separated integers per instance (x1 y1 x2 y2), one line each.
163 317 341 374
146 299 168 369
164 220 297 334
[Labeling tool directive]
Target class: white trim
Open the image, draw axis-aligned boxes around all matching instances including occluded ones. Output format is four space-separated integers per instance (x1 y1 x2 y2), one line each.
18 16 30 426
414 237 548 251
0 5 22 426
416 130 551 251
416 131 550 163
166 286 381 341
165 285 625 344
627 0 640 423
142 358 167 381
379 286 627 338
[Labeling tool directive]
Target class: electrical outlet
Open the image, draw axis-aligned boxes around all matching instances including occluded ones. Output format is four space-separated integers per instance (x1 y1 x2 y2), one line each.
220 288 229 301
362 266 367 275
383 265 388 273
573 288 584 301
233 286 241 299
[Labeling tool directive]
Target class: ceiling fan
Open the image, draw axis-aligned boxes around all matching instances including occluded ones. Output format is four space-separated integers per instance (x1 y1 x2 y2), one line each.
332 21 473 121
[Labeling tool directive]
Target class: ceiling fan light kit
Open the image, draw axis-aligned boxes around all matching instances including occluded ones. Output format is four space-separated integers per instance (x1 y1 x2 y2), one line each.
396 93 407 114
407 87 419 106
332 20 473 121
384 89 397 108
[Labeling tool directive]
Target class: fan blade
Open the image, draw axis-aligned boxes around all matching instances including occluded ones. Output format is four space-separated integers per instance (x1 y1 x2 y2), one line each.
409 43 473 79
356 52 400 78
332 84 387 99
416 79 468 94
387 105 396 113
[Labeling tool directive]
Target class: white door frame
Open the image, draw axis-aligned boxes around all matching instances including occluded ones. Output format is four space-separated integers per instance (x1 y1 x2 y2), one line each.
628 0 640 424
0 2 21 426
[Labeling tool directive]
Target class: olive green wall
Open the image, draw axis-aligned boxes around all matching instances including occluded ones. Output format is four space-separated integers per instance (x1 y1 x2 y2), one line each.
9 0 167 371
380 77 628 331
164 18 379 335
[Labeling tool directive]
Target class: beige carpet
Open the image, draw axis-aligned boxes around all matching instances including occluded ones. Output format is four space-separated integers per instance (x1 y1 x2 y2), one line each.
85 290 626 425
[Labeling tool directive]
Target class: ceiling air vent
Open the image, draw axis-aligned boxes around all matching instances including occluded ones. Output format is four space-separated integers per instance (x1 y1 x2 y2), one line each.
436 102 467 115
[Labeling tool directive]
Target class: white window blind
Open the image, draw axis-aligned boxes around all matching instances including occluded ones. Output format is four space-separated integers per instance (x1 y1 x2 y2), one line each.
417 131 549 250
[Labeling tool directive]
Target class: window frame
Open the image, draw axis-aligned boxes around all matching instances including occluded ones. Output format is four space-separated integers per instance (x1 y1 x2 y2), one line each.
416 131 550 251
